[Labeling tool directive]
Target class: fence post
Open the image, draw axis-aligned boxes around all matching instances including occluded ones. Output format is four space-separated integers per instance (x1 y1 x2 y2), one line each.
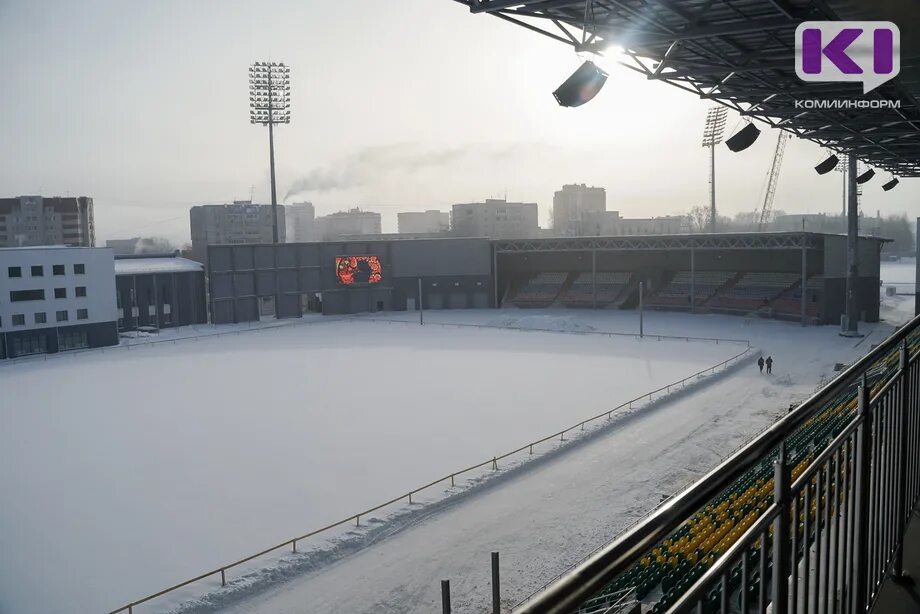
894 339 910 577
441 579 451 614
772 442 790 614
852 379 871 613
492 551 501 614
293 539 297 553
220 568 226 587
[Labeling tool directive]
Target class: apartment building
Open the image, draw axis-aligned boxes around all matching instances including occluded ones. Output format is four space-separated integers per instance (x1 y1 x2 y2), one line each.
314 208 381 241
0 196 95 247
189 202 286 264
450 199 539 239
397 210 450 234
552 184 606 237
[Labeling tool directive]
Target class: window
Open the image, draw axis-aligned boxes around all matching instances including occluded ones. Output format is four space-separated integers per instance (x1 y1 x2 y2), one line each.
8 266 21 278
30 265 43 277
34 312 46 324
56 310 68 322
54 288 67 299
13 333 47 356
75 286 86 298
12 314 25 326
77 309 88 320
10 289 45 302
52 264 65 276
74 263 85 274
59 329 87 351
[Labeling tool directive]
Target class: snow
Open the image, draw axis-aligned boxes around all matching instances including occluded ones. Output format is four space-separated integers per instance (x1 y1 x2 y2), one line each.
114 257 203 275
880 257 917 325
0 313 742 614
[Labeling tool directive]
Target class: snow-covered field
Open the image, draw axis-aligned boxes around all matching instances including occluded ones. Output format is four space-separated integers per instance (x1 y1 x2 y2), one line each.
0 314 742 614
880 258 916 325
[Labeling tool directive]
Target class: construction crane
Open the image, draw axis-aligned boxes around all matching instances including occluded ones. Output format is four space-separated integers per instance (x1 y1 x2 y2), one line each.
755 131 790 231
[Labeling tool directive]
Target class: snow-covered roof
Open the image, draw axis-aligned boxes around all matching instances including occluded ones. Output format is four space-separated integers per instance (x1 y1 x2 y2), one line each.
114 257 203 276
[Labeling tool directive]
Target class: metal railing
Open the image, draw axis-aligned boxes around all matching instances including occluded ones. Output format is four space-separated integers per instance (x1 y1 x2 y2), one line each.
106 343 751 614
517 313 920 614
354 316 751 347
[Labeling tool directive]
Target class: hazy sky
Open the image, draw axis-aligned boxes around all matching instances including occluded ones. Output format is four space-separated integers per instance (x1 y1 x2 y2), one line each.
1 0 916 245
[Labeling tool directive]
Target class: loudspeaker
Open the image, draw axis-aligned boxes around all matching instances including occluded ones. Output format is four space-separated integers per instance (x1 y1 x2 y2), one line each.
553 61 608 108
814 155 839 175
725 123 761 152
882 177 900 191
856 169 875 184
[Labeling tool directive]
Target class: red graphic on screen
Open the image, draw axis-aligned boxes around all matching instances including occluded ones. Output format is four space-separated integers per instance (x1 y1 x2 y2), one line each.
335 256 382 285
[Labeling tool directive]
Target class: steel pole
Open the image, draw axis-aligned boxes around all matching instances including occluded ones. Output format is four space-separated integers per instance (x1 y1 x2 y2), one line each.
690 248 695 313
268 70 279 244
639 281 644 338
492 551 501 614
893 340 910 577
844 154 859 334
710 144 716 233
772 443 790 614
418 278 424 325
441 580 451 614
801 236 807 326
852 380 871 613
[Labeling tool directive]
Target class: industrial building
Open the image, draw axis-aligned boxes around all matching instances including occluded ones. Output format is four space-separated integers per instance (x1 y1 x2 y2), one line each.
451 198 539 239
189 202 285 264
207 231 884 326
0 196 96 247
114 253 207 331
0 246 117 358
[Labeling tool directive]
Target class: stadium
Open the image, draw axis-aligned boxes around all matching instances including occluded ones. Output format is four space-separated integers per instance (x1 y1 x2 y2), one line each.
207 231 885 326
3 1 920 614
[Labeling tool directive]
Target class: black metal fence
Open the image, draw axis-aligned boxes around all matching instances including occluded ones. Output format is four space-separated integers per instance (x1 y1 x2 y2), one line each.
518 314 920 614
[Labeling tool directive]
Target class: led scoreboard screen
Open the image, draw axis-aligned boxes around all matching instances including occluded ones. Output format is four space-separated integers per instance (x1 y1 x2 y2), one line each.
335 255 382 285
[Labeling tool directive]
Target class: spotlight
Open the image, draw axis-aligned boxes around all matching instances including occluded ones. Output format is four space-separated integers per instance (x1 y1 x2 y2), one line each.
725 122 761 152
553 60 608 107
814 154 839 175
882 177 900 191
856 168 875 184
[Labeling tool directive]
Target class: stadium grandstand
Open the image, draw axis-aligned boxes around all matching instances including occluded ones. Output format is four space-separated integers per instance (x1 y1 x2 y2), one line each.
447 0 920 613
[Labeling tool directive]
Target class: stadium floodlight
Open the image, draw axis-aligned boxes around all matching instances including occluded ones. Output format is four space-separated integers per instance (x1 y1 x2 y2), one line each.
701 106 728 233
249 61 291 243
725 122 761 152
882 176 900 191
814 154 839 175
856 168 875 184
553 61 608 107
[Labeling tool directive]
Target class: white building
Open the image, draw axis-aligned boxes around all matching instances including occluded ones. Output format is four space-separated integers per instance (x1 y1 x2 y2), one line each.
315 208 382 241
552 184 606 237
450 199 539 239
0 246 118 358
286 202 316 242
397 210 450 234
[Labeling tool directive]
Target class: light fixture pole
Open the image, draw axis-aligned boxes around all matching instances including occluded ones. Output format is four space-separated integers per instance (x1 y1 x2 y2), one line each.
249 62 291 243
701 106 728 233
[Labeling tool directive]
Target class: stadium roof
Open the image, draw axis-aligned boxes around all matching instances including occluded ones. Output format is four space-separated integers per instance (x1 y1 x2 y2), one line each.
492 230 888 252
114 256 203 276
452 0 920 176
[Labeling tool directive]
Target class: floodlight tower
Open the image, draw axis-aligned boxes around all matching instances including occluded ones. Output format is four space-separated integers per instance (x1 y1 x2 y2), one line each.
835 154 848 219
249 61 291 243
701 107 728 233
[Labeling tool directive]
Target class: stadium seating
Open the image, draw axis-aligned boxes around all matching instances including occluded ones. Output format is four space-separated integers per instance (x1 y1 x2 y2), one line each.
512 272 570 307
582 333 920 614
647 271 735 309
772 276 823 318
706 272 800 313
561 271 632 307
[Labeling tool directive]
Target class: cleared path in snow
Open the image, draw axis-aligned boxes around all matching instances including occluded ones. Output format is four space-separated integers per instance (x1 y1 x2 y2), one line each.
212 314 890 614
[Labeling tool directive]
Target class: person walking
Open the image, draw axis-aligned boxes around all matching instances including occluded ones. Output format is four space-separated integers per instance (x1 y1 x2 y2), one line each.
758 356 765 373
766 356 773 374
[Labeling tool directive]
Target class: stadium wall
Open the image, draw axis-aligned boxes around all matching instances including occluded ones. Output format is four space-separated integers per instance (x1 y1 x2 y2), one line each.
207 238 493 322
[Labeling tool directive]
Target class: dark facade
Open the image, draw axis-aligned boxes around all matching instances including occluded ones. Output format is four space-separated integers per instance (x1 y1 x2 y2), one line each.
114 255 208 330
1 322 118 359
206 232 885 326
207 238 493 323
